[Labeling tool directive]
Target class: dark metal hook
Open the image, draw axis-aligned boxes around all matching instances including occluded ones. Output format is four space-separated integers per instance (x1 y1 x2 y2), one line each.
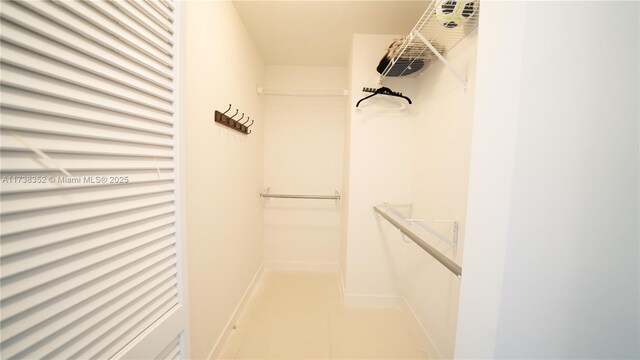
242 116 251 125
246 119 254 133
235 113 245 128
230 109 239 119
222 104 231 115
217 104 232 123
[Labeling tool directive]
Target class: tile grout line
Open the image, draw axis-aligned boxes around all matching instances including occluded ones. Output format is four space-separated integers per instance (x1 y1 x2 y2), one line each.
325 272 334 360
222 271 428 360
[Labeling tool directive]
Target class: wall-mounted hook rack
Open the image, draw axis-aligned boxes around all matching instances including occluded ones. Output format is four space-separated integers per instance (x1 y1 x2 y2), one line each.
214 104 254 135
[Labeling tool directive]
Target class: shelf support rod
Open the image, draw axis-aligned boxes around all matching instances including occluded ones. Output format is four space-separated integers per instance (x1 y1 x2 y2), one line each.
414 31 468 91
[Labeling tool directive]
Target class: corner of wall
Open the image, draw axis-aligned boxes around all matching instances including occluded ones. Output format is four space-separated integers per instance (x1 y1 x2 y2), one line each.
343 33 412 299
453 1 527 358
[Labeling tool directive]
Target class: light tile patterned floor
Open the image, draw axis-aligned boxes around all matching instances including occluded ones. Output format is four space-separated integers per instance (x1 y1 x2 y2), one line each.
218 271 428 360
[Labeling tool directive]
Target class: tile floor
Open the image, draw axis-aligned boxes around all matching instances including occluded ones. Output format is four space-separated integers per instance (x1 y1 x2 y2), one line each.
218 271 428 360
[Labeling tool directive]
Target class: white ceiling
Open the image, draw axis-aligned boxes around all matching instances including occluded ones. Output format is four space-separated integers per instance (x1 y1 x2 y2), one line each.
232 1 429 66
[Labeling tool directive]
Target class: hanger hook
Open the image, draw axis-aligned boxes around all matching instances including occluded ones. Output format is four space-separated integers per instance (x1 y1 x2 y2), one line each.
234 113 244 129
230 109 239 119
246 119 254 134
222 104 231 115
242 116 251 125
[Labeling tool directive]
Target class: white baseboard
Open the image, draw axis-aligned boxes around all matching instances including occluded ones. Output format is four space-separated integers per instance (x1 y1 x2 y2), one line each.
206 263 264 360
338 265 403 308
400 297 444 359
264 261 339 272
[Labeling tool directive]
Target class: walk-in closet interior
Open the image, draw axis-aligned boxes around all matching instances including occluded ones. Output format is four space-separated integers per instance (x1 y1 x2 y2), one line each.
185 1 479 358
0 0 638 359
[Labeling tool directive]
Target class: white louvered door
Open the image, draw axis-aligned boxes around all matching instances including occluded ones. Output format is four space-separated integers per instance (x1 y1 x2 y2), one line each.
0 0 188 359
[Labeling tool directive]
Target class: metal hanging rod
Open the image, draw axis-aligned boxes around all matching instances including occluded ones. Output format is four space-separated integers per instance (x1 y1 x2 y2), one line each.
260 193 340 200
374 205 462 277
260 189 341 200
406 218 458 257
380 203 458 255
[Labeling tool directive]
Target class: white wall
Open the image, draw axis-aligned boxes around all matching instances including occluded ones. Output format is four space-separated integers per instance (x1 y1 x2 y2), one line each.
341 48 354 286
345 32 478 358
344 34 417 302
262 66 346 269
184 2 264 358
456 1 640 359
402 30 478 358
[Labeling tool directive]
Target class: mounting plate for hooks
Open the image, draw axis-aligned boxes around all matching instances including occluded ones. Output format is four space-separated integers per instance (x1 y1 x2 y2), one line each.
215 108 253 135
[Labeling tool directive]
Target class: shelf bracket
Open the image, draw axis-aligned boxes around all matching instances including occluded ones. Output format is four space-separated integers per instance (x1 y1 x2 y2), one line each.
414 31 468 92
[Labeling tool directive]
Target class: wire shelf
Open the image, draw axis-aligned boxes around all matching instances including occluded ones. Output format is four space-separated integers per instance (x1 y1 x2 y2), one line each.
380 0 480 88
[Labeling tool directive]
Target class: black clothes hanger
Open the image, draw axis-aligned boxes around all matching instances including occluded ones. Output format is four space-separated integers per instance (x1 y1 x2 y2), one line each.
356 87 412 107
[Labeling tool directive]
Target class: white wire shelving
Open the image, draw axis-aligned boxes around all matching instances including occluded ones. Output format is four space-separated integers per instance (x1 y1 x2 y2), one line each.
380 0 480 90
